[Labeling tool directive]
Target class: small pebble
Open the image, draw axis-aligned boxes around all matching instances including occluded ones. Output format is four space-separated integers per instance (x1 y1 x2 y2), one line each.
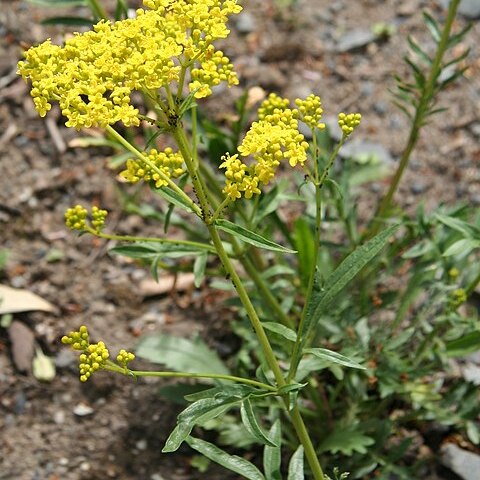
73 402 94 417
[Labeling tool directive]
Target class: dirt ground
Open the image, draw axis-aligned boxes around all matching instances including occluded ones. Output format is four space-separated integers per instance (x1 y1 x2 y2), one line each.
0 0 479 479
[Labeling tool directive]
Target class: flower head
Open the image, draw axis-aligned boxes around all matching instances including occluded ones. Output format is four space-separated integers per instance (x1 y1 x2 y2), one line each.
338 112 361 136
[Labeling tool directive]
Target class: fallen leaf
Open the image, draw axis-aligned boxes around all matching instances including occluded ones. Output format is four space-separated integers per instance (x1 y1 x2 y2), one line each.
8 320 35 373
0 284 56 314
33 348 56 382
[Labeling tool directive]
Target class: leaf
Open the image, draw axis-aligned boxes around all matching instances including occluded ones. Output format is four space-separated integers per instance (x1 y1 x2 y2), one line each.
215 219 296 254
435 213 480 239
154 186 197 214
407 35 432 65
110 241 213 260
302 225 398 343
240 398 278 447
185 384 258 402
318 426 375 456
443 238 480 257
162 422 193 452
402 240 434 258
193 252 208 287
135 333 230 375
263 420 282 480
446 332 480 357
186 436 266 480
0 285 56 314
41 16 94 26
262 322 297 342
423 11 441 42
287 446 304 480
304 348 366 370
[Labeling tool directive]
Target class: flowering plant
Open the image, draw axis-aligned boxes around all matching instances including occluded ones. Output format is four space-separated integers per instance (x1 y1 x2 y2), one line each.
18 0 478 478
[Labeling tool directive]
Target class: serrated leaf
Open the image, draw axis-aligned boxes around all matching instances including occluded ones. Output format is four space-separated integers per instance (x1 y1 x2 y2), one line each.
262 322 297 342
193 252 208 287
318 426 375 456
215 219 296 254
187 436 266 480
301 225 398 344
135 333 229 375
287 446 304 480
41 16 94 26
304 348 365 370
240 399 278 447
263 420 282 480
443 238 480 257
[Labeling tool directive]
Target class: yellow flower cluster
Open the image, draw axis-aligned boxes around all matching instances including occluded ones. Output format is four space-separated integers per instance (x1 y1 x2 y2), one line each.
190 46 238 98
64 205 88 231
65 205 109 232
62 326 135 382
338 112 362 136
120 147 185 188
117 349 136 367
295 94 326 130
220 95 309 200
17 0 242 129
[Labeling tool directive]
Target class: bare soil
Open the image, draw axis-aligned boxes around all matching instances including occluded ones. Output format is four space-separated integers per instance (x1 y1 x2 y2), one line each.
0 1 479 479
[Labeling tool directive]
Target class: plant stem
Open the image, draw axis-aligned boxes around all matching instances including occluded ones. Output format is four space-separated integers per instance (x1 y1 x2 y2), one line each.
104 364 277 391
366 0 461 238
85 227 217 254
172 123 326 479
86 0 108 20
105 126 202 218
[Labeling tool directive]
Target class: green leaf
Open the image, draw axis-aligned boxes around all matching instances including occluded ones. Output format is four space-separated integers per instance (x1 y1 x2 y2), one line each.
402 240 434 258
135 333 230 375
41 16 94 26
162 422 193 453
154 186 197 214
443 238 480 257
447 23 473 49
215 219 296 254
114 0 129 20
407 35 432 65
287 446 304 480
240 399 278 447
304 348 365 370
318 425 375 456
110 241 213 260
423 11 441 42
193 252 208 287
293 217 315 288
263 419 282 480
185 384 258 402
435 213 480 239
302 225 398 343
186 436 266 480
446 331 480 357
262 322 297 342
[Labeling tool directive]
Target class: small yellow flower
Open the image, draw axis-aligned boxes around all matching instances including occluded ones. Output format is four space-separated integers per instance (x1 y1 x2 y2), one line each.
295 94 326 130
338 112 361 136
64 205 88 231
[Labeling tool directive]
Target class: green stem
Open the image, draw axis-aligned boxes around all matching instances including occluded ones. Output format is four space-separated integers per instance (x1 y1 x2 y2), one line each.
288 137 346 382
105 126 202 218
85 227 217 254
104 364 277 391
367 0 461 238
86 0 108 20
171 122 326 480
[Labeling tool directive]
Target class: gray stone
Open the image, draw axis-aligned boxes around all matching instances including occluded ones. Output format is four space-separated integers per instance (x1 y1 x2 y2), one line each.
440 0 480 19
336 28 376 52
441 443 480 480
411 181 427 194
236 12 256 33
338 139 395 166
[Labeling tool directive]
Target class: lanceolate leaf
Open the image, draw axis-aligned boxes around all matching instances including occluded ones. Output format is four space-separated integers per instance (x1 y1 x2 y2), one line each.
262 322 297 342
215 219 297 254
154 186 197 214
303 348 366 370
240 398 278 447
263 420 282 480
193 252 208 287
186 436 266 480
287 446 304 480
162 422 193 452
423 11 441 42
135 333 230 375
301 225 398 343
